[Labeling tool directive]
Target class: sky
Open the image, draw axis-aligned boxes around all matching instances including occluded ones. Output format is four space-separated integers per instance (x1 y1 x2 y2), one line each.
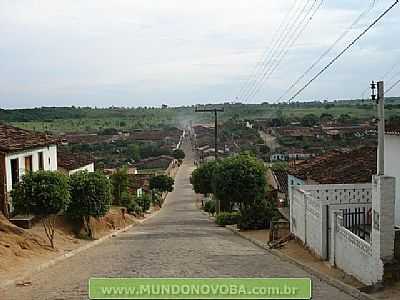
0 0 399 108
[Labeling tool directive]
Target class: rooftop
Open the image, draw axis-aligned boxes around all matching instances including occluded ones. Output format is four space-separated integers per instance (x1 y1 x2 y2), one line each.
57 148 94 171
289 147 376 184
0 123 59 153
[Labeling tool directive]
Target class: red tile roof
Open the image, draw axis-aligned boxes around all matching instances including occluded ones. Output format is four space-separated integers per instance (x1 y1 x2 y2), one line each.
57 148 94 171
289 147 376 184
0 123 59 153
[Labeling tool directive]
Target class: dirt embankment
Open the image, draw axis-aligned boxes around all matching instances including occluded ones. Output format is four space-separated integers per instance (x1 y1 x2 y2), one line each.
0 208 137 282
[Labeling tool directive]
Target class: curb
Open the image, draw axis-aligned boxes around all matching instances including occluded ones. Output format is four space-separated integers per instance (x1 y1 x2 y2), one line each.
0 208 162 291
224 225 378 300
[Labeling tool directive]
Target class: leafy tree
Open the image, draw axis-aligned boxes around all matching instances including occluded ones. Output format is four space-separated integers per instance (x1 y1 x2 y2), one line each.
11 171 70 248
172 149 185 160
212 154 266 211
128 144 141 161
320 113 334 123
137 194 151 212
301 113 318 127
68 171 112 239
191 161 218 196
110 167 129 205
149 175 174 193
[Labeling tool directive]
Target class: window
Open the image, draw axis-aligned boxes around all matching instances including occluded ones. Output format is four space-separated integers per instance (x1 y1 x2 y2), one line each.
11 158 19 187
38 152 44 170
25 155 33 173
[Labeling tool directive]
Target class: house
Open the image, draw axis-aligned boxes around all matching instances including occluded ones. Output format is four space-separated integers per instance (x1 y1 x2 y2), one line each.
288 110 398 285
289 147 376 185
0 123 58 216
287 148 313 161
57 149 95 175
385 124 400 226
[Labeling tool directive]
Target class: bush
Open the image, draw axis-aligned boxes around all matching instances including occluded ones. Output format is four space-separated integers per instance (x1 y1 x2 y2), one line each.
215 212 241 226
127 200 143 216
204 199 216 215
120 191 134 208
68 171 112 238
137 194 151 212
238 199 276 230
149 175 174 193
11 171 70 248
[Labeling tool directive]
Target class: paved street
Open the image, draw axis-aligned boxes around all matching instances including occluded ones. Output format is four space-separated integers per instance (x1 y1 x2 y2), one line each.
1 143 355 300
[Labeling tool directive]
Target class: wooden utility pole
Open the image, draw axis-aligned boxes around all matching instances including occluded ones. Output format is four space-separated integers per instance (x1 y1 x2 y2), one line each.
195 107 224 160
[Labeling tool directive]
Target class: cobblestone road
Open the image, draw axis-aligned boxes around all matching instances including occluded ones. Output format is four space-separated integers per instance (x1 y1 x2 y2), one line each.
1 144 355 300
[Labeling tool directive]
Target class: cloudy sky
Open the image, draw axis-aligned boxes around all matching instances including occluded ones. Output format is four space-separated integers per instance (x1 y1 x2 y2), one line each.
0 0 399 108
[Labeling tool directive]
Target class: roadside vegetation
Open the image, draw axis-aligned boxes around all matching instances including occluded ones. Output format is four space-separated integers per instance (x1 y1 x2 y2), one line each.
192 154 278 230
11 168 176 247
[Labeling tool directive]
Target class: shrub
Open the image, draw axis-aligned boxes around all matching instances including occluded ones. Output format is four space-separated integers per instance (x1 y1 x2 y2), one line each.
11 171 70 248
204 199 216 216
68 171 112 238
120 191 134 208
127 200 143 216
238 199 276 230
110 167 129 205
149 175 174 193
215 212 241 226
137 194 151 212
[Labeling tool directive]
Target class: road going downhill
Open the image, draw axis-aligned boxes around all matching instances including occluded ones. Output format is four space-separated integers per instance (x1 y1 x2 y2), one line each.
1 142 355 300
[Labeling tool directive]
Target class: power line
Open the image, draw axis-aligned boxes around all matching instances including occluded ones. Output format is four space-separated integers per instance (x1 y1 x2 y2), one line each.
360 59 400 99
386 78 400 94
239 0 306 102
236 0 300 101
287 0 399 103
242 0 318 103
244 0 325 103
277 0 376 103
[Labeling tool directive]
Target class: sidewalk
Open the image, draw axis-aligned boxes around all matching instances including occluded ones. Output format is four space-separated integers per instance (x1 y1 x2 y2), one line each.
225 225 400 300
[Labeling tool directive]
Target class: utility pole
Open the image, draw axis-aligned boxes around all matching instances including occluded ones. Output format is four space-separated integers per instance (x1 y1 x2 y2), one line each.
371 81 385 175
195 107 224 160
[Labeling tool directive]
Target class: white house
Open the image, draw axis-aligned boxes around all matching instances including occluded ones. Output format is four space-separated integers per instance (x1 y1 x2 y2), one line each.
0 123 58 216
57 149 95 176
385 125 400 227
288 89 398 286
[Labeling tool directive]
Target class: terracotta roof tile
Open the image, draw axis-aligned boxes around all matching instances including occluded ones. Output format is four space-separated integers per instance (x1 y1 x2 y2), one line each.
289 147 376 184
0 123 59 153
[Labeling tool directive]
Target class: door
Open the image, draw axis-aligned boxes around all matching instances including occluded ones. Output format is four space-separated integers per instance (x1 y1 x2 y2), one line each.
11 158 19 187
25 155 33 173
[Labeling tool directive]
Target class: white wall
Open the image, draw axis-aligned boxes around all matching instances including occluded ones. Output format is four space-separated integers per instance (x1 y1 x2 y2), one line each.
5 145 57 192
385 134 400 226
331 214 383 285
289 178 373 260
68 163 95 175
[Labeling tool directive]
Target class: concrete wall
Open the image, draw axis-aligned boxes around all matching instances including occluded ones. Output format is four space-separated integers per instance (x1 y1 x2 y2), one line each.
5 145 57 192
68 163 95 175
385 134 400 226
331 213 382 285
289 178 373 260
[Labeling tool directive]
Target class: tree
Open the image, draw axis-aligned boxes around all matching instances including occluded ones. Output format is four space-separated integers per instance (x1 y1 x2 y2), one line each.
191 161 218 196
172 149 185 160
301 113 318 127
68 171 112 239
110 166 129 205
128 144 141 161
320 113 334 123
11 171 70 248
212 154 266 211
149 175 174 193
